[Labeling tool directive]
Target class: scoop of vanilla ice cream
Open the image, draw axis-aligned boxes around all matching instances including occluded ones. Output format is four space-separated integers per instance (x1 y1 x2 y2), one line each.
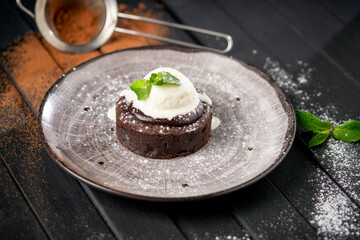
121 67 200 120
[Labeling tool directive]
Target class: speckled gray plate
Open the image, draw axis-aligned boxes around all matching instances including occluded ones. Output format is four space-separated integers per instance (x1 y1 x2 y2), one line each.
39 46 295 201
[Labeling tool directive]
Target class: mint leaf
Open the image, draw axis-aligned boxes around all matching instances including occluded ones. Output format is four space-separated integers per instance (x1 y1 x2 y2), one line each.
333 120 360 142
308 131 330 147
130 71 181 100
130 79 152 100
152 71 181 86
149 73 157 84
296 109 332 132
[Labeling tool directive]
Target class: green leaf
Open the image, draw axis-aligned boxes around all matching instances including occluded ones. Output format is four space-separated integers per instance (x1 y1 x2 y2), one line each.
308 131 330 147
130 79 152 100
149 73 157 84
296 109 332 132
129 71 181 100
152 72 181 86
333 120 360 142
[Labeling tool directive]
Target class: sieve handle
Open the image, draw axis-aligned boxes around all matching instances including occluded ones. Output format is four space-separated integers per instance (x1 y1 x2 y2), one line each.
116 12 233 54
16 0 35 19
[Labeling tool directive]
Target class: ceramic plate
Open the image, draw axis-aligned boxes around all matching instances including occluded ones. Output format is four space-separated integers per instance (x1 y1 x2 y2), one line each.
39 46 295 201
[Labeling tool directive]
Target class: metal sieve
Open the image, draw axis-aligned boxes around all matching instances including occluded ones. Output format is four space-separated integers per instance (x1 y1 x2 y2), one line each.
17 0 233 54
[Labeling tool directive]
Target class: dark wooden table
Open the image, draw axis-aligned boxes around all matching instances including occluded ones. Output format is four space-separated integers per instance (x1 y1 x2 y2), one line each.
1 0 360 239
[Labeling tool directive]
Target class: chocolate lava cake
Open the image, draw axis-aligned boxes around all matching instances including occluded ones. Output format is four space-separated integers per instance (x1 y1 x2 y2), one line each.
116 95 212 159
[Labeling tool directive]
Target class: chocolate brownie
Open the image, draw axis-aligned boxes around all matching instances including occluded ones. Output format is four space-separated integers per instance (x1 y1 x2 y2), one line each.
116 96 212 159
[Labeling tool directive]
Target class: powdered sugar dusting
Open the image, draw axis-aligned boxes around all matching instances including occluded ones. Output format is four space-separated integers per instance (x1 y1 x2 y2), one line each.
310 183 360 239
214 234 251 240
263 57 360 238
305 163 360 239
263 57 314 108
319 138 360 204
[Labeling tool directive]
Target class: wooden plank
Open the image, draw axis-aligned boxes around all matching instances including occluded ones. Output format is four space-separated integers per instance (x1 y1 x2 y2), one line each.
165 199 252 240
268 140 360 239
0 66 114 239
229 179 317 239
317 0 360 30
0 1 30 47
266 0 360 87
160 0 260 55
0 72 115 239
213 0 360 205
0 156 48 240
163 0 360 238
83 185 186 240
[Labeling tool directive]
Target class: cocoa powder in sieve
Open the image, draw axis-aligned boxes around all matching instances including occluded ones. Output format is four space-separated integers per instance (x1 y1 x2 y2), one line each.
54 6 99 45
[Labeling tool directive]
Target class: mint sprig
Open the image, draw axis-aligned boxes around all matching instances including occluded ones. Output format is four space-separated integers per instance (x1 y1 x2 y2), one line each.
333 120 360 142
130 71 181 100
130 79 152 100
296 109 360 147
149 72 181 86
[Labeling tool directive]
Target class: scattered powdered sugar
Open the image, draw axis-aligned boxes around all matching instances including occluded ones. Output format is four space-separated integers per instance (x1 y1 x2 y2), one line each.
263 57 314 108
214 234 251 240
319 138 360 204
306 163 360 239
262 57 360 238
310 182 360 239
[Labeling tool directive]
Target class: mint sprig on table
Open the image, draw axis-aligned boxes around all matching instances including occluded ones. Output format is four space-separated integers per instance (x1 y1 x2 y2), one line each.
296 109 360 147
130 71 181 100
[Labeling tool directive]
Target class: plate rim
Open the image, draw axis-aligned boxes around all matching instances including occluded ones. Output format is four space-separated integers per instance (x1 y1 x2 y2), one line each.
38 45 296 202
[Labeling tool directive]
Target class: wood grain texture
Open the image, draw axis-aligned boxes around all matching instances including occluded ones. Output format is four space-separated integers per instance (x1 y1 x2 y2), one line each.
318 0 360 35
213 0 360 205
0 70 48 240
164 198 251 240
269 140 360 239
230 179 317 239
0 155 47 240
83 185 186 240
267 0 360 86
0 66 114 239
